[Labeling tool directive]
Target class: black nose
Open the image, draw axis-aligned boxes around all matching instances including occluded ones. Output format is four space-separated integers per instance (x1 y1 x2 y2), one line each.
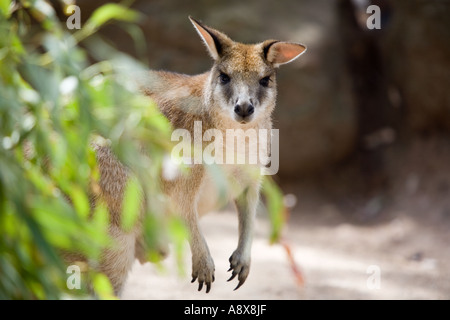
234 103 254 118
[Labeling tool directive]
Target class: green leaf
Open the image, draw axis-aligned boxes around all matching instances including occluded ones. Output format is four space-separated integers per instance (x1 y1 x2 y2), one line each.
168 216 188 275
0 0 11 18
19 62 60 106
262 176 285 244
70 185 90 219
87 4 140 30
91 273 116 300
121 176 141 232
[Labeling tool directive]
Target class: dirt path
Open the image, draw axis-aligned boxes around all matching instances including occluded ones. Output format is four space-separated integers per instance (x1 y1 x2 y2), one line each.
122 202 450 300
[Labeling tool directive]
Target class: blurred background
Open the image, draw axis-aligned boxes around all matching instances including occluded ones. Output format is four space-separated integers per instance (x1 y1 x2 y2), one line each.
71 0 450 299
2 0 449 299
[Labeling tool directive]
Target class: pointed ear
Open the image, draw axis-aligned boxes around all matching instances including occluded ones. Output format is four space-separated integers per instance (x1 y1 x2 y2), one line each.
189 16 232 60
263 40 307 67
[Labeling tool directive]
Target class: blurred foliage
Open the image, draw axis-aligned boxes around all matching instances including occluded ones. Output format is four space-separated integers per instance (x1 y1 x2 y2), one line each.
262 176 285 244
0 0 175 299
0 0 286 299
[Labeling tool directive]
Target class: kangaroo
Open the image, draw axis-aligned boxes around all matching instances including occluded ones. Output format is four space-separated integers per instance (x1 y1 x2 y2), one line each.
93 17 306 296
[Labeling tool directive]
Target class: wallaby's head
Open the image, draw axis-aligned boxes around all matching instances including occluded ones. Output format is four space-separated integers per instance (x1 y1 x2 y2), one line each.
189 17 306 125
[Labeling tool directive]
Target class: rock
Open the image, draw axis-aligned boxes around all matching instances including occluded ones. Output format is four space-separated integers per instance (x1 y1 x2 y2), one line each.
382 0 450 132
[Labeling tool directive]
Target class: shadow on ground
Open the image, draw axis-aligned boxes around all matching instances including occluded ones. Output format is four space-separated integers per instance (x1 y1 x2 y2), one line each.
122 200 450 299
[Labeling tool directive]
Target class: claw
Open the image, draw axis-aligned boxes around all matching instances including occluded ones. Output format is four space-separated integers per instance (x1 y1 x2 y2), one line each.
227 251 250 291
191 276 197 283
206 283 211 293
234 280 245 291
227 271 237 282
198 281 203 292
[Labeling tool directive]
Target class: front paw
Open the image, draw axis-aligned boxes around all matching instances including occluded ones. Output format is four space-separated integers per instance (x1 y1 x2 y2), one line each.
228 250 251 290
191 253 215 293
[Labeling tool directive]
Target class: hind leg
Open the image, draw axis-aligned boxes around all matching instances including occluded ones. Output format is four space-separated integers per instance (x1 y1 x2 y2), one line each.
100 225 136 297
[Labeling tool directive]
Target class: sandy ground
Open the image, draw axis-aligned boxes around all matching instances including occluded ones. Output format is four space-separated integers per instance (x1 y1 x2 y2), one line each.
122 199 450 300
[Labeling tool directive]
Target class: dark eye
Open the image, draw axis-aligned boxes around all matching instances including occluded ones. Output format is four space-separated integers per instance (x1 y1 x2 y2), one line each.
259 76 271 87
219 73 230 84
